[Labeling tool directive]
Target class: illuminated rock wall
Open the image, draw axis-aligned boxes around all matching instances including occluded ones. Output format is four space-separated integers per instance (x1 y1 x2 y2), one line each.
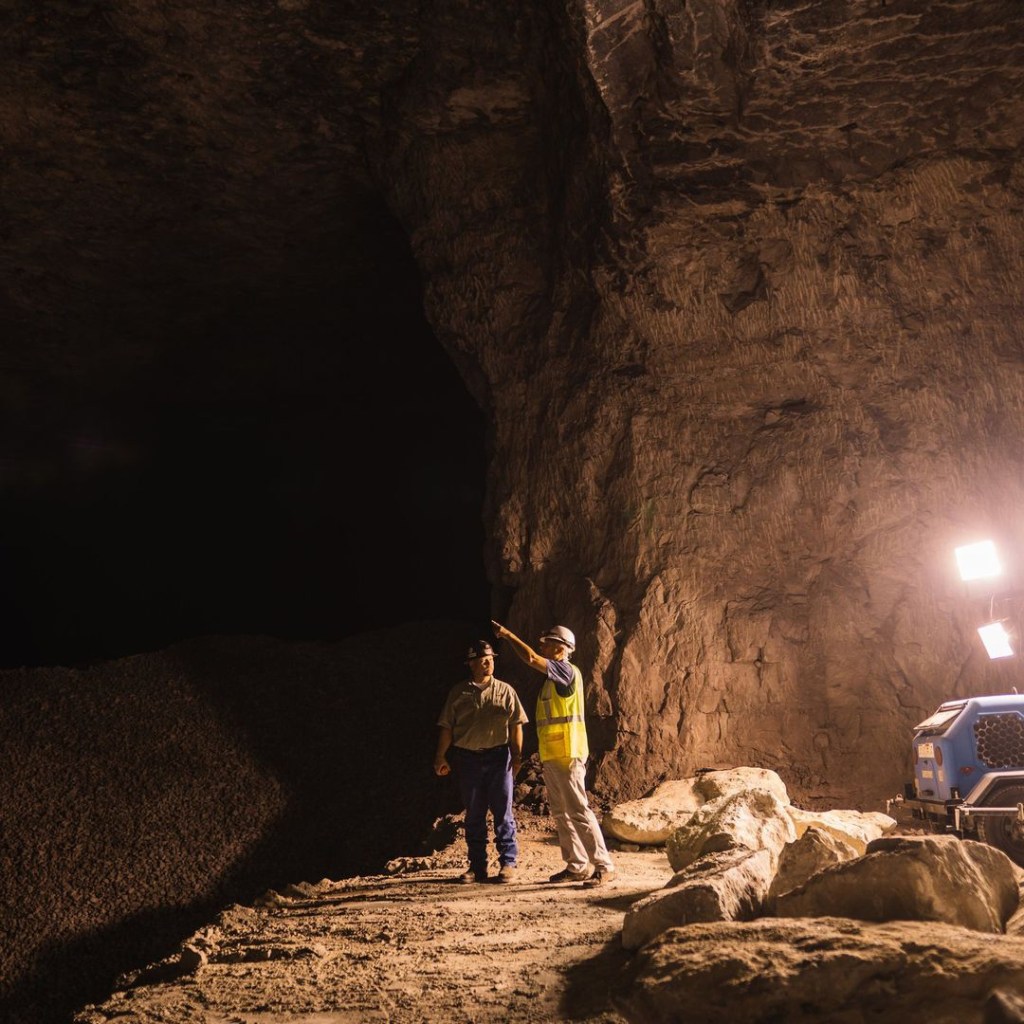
380 0 1024 807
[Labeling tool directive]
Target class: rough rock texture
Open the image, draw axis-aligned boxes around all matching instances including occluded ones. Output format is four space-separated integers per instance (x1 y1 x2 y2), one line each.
603 765 788 844
665 785 795 870
787 805 898 856
775 834 1020 933
5 0 1024 813
619 917 1024 1024
0 625 471 1024
621 846 773 951
426 0 1024 811
603 767 896 848
767 823 860 907
603 777 704 844
694 766 791 805
622 778 967 951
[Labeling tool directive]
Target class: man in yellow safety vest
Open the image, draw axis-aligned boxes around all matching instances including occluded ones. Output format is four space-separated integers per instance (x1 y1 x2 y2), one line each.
491 619 616 887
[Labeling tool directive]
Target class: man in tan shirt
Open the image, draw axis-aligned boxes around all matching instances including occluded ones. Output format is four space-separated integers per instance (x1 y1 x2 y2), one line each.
435 640 528 883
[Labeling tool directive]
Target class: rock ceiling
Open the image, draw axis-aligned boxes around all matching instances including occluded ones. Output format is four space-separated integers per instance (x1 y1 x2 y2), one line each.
4 0 1024 806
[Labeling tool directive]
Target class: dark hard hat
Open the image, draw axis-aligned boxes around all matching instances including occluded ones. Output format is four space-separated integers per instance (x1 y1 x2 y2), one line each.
466 640 496 661
539 625 576 651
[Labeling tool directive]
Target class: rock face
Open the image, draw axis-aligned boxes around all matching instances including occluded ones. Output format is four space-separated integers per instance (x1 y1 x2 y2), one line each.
271 0 1024 812
5 1 1024 812
467 0 1024 810
5 5 1024 1018
620 917 1024 1024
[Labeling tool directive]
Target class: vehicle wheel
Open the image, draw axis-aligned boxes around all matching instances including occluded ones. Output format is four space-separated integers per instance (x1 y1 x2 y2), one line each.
977 783 1024 868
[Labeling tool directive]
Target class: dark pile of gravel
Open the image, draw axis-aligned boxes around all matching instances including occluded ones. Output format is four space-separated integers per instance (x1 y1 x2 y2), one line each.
0 620 475 1024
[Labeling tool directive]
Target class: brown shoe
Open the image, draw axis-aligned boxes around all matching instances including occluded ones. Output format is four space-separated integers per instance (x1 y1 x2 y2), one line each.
459 869 487 884
495 864 518 883
548 868 590 883
582 869 616 888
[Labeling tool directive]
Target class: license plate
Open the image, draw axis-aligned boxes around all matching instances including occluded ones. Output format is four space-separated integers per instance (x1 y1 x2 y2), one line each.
917 742 935 759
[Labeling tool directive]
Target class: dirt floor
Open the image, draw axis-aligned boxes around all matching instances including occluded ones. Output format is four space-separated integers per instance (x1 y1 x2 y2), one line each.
72 813 672 1024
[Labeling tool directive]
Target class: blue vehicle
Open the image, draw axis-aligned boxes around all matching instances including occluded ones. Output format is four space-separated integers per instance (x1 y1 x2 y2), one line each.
887 694 1024 867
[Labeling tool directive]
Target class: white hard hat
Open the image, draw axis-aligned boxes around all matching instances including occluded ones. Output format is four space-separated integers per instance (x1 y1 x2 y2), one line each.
539 625 575 651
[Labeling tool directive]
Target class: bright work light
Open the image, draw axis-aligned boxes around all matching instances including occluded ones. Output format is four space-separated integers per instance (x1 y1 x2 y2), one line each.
955 540 1002 582
978 621 1014 659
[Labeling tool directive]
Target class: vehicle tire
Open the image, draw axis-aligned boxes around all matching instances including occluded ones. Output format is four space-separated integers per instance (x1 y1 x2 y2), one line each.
977 783 1024 868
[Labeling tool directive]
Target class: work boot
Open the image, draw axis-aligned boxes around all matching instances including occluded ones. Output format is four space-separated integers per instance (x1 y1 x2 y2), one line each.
548 867 590 883
495 864 518 884
459 868 487 884
582 869 616 888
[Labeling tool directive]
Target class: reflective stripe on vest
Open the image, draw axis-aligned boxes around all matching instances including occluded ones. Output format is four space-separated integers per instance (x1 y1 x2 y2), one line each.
536 664 589 761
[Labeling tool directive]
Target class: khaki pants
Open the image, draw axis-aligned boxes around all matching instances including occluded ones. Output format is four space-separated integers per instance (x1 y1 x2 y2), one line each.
542 757 615 874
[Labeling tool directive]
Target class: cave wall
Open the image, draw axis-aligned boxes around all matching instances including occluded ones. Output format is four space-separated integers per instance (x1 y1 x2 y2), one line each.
3 0 1024 814
374 0 1024 808
4 4 1024 1018
0 0 491 664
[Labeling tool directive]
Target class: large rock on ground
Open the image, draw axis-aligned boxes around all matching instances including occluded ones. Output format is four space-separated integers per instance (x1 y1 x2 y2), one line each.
775 835 1019 933
604 767 790 845
622 848 775 951
694 768 791 806
667 788 796 872
617 917 1024 1024
786 806 896 856
603 778 704 845
767 824 860 908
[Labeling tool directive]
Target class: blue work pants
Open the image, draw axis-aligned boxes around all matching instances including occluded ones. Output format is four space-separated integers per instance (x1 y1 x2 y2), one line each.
452 745 518 874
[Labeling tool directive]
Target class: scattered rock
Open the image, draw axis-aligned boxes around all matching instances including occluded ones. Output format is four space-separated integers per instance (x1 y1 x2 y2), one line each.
775 835 1019 933
385 856 437 874
666 786 795 872
768 824 860 907
619 917 1024 1024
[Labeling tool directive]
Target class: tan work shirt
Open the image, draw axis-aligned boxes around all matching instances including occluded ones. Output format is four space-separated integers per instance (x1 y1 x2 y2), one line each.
437 677 528 751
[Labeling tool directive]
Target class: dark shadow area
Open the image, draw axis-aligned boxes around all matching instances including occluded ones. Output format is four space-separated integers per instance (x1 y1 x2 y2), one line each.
3 904 238 1024
160 629 469 887
0 199 488 669
0 57 496 1001
0 623 475 1024
561 933 642 1022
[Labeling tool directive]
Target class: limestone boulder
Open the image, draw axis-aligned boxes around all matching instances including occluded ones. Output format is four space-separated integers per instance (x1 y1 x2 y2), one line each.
618 917 1024 1024
693 768 791 807
786 805 897 856
603 778 703 845
1006 879 1024 936
622 848 775 951
666 787 796 873
604 768 792 846
775 835 1019 933
767 825 860 908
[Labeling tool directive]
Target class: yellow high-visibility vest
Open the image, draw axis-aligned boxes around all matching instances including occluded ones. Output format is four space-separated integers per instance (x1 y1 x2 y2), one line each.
536 664 588 761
